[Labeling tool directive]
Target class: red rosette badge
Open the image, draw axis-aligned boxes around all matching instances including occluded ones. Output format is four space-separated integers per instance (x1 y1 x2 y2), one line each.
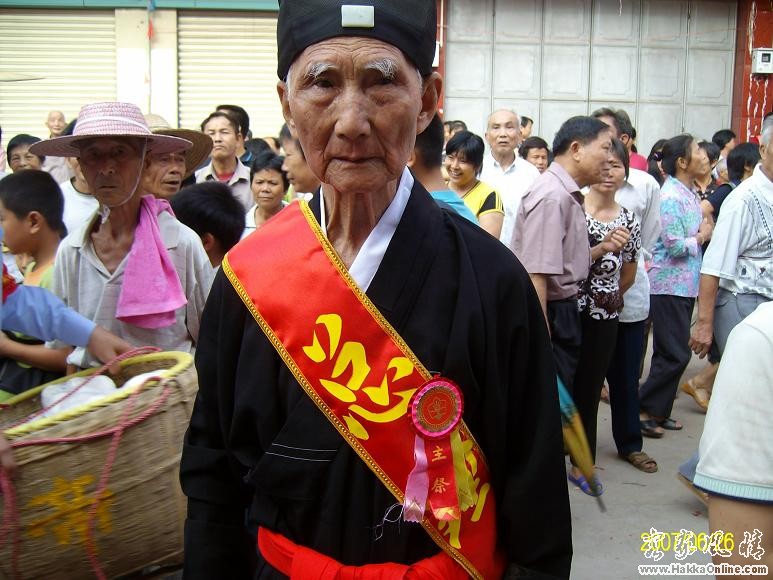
403 377 470 523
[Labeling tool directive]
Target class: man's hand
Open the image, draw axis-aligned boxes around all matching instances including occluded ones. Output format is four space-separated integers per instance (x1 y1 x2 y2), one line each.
0 433 17 478
689 319 713 358
696 217 714 245
86 326 134 373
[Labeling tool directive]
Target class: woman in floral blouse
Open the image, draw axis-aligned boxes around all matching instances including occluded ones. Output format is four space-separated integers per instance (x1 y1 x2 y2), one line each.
570 139 643 494
639 135 713 438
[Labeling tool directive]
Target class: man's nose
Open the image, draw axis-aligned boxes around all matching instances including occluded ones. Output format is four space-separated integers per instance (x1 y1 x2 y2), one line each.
334 88 371 141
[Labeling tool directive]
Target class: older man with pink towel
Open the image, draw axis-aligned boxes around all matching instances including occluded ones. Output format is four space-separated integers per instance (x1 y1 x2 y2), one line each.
31 102 214 368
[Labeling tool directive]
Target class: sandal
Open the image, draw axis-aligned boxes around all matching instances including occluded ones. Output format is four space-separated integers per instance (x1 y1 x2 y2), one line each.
640 418 664 439
622 451 658 473
658 417 683 430
568 471 604 497
681 380 709 412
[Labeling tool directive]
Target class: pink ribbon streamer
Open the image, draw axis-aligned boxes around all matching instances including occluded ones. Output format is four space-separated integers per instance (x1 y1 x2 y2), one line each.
403 435 429 522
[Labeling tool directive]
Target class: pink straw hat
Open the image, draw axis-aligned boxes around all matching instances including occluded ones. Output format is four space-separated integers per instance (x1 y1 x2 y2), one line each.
30 102 192 158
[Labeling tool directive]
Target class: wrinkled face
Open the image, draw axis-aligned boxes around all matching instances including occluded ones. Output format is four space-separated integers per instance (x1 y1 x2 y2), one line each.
595 154 627 195
525 147 549 173
281 138 320 194
251 168 286 211
77 137 146 206
204 116 239 161
0 201 28 255
141 151 187 199
278 36 435 195
576 129 613 186
485 110 520 158
445 151 477 189
46 112 66 137
9 145 43 172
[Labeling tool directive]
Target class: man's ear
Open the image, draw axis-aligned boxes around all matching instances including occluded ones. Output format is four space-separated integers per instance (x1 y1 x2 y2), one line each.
569 140 583 161
278 81 293 127
406 149 417 169
416 72 443 135
27 211 43 235
200 232 216 253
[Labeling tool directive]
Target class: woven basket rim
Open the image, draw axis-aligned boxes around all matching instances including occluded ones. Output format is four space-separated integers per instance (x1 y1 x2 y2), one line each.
2 351 193 438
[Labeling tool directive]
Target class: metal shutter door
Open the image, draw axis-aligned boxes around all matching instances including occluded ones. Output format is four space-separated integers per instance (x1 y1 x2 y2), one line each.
0 9 116 140
177 11 283 139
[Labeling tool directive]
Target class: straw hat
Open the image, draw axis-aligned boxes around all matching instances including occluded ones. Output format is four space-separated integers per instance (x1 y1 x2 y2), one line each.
29 102 192 159
144 114 213 178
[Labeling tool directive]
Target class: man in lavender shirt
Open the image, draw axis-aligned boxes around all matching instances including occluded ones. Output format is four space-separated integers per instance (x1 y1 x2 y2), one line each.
511 116 613 388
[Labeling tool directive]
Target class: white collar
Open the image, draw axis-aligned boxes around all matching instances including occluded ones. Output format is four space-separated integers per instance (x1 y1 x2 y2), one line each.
320 167 413 291
486 151 518 173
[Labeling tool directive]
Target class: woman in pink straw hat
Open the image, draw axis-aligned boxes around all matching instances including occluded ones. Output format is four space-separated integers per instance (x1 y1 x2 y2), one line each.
30 102 215 369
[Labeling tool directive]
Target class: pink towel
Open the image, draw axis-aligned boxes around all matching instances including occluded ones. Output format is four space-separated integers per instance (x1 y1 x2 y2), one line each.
115 195 187 329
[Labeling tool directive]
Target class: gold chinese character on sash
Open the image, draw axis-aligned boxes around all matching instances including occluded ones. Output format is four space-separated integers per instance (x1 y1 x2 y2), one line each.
438 439 491 549
431 445 447 462
303 314 419 440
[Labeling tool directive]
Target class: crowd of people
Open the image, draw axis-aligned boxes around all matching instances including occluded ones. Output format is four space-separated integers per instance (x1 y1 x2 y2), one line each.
0 0 770 577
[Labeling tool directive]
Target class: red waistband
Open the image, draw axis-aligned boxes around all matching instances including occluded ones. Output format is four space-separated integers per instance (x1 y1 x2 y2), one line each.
257 527 470 580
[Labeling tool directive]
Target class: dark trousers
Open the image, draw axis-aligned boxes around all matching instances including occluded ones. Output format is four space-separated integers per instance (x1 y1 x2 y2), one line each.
573 313 618 463
639 294 695 419
606 321 645 456
547 298 582 390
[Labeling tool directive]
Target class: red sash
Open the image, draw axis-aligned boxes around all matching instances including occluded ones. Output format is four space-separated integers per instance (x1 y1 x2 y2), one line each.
223 201 505 580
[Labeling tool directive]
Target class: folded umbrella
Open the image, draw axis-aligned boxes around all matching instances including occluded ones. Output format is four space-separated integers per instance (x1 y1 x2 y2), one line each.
557 375 606 511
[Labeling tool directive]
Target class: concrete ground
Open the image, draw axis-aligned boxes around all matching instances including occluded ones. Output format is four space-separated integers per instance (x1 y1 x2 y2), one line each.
569 344 714 579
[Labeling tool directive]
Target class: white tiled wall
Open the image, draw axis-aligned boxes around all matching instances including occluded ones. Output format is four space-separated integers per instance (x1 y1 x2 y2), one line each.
443 0 737 155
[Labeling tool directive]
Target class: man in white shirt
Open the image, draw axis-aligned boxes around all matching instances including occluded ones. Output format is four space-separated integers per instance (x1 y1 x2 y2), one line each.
690 121 773 360
480 109 539 246
58 157 98 235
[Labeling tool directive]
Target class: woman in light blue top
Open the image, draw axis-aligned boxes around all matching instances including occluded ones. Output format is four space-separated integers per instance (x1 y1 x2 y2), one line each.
639 135 714 437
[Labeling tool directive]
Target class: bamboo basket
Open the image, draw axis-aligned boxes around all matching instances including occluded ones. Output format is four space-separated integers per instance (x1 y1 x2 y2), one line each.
0 351 197 579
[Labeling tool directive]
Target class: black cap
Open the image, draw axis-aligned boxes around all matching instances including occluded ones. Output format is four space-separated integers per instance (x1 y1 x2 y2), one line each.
277 0 437 80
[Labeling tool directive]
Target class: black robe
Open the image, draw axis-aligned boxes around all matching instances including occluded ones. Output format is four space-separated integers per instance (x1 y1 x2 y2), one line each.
180 183 572 579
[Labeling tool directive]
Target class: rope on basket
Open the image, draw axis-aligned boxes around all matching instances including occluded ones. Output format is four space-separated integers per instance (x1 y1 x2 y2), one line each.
0 346 173 580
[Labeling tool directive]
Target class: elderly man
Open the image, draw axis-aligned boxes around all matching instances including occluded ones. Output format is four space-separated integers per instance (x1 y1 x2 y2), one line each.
689 121 773 361
180 1 571 579
30 102 215 369
42 111 73 183
143 114 213 200
480 109 540 246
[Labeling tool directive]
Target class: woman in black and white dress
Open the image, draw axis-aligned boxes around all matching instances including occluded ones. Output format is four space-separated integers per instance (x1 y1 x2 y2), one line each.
569 139 643 494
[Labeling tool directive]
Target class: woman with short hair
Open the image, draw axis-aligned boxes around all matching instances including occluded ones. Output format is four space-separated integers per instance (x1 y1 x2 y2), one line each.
244 152 289 237
445 131 504 238
639 134 714 438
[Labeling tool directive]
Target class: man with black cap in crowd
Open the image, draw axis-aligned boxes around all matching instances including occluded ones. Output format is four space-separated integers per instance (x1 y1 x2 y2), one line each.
180 1 572 579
